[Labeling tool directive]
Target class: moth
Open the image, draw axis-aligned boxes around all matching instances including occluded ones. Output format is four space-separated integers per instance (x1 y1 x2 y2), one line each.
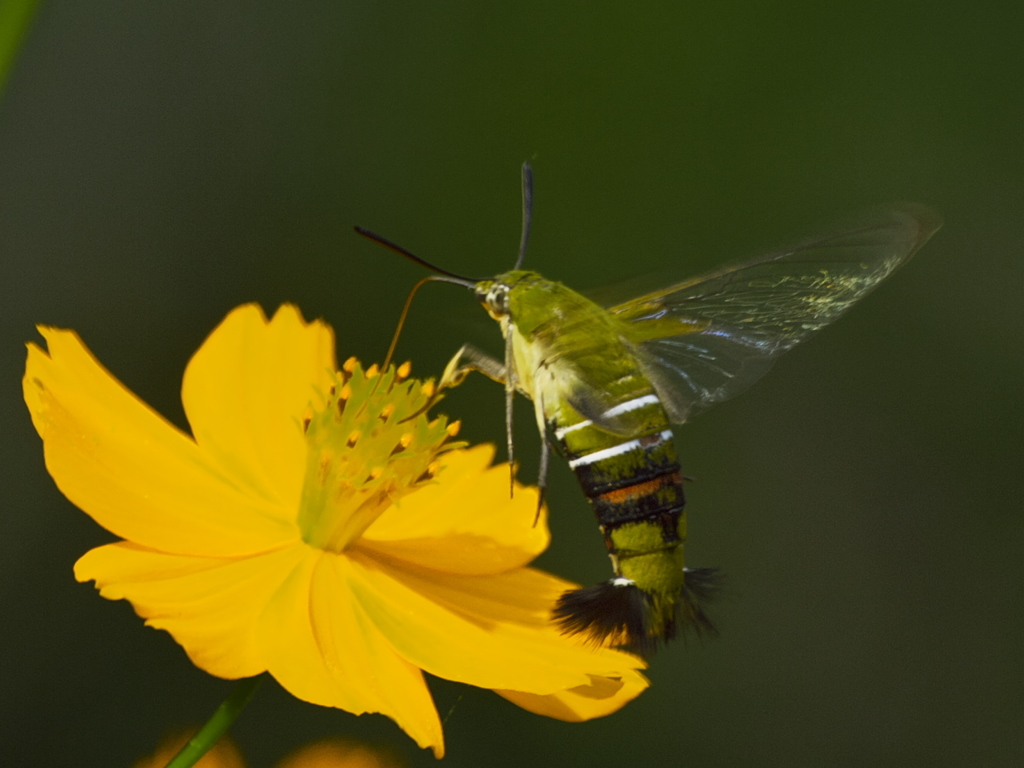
356 165 940 653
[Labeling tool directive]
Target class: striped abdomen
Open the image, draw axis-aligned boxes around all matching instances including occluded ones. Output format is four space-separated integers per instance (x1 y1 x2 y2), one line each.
554 389 687 578
549 385 717 652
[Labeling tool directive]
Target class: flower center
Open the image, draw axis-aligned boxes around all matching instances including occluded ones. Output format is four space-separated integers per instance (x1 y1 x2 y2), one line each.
297 359 458 553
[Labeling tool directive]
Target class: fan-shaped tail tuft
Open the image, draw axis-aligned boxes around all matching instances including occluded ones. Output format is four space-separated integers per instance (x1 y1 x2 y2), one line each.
677 566 721 639
552 568 722 656
552 579 653 655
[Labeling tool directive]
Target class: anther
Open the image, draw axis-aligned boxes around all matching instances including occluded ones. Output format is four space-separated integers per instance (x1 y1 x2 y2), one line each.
343 357 358 373
397 361 412 380
421 381 436 400
366 364 380 379
379 403 395 422
415 460 441 484
389 433 414 457
346 429 361 447
336 384 352 417
446 420 461 437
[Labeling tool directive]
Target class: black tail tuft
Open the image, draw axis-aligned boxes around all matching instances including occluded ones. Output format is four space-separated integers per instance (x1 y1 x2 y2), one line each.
677 567 722 640
552 579 654 656
552 568 723 656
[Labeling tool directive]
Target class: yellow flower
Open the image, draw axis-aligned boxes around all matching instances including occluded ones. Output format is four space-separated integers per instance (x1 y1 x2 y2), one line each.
133 732 245 768
276 738 405 768
134 733 402 768
24 304 647 758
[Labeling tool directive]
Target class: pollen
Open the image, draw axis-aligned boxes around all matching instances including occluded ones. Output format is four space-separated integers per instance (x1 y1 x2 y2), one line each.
416 460 441 484
390 432 414 456
297 359 459 553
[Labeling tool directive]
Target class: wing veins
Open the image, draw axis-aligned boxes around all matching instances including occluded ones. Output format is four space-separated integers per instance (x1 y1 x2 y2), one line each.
608 204 940 422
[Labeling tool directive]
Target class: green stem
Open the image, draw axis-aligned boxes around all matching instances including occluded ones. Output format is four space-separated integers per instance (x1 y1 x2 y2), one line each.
163 675 264 768
0 0 43 97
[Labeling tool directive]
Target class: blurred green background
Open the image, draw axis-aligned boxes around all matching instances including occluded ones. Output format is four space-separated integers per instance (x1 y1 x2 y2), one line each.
2 3 1021 767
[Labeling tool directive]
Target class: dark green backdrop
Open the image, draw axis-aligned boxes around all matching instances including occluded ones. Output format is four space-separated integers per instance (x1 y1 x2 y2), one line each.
2 3 1021 767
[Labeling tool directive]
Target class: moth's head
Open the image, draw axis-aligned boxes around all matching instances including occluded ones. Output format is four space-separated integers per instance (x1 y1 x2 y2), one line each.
473 271 535 321
472 278 508 320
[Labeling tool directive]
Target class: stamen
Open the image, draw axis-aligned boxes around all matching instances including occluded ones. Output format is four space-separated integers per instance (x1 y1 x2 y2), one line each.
415 460 441 484
397 361 412 380
343 357 358 373
366 364 380 379
446 420 462 437
298 359 456 554
389 433 414 456
422 381 436 399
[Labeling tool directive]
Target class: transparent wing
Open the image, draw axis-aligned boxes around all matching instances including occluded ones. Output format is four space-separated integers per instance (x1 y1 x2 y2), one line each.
609 204 941 422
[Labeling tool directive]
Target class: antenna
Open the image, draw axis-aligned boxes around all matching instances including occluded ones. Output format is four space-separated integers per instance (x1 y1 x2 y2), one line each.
354 226 479 285
354 226 481 371
514 162 533 269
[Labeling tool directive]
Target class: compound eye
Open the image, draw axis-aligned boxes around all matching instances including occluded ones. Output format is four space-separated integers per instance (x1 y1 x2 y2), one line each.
489 285 510 315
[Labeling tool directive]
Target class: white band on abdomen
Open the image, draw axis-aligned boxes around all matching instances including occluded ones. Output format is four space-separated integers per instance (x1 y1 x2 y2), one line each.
567 429 673 469
600 393 660 420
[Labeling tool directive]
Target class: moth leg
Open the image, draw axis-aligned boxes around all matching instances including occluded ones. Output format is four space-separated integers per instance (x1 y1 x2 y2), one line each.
398 345 506 426
438 344 506 391
533 426 550 526
438 341 522 499
504 326 517 497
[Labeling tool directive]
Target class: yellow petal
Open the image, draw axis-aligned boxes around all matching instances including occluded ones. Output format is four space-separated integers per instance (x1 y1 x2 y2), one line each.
24 327 296 556
182 304 336 512
310 555 446 758
132 731 245 768
275 738 404 768
495 668 649 722
74 541 309 679
345 550 646 696
256 549 445 758
361 446 549 574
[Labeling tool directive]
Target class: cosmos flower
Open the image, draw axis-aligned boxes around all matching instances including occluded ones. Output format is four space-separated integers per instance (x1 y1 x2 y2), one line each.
132 732 245 768
134 732 403 768
275 738 405 768
24 304 647 758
